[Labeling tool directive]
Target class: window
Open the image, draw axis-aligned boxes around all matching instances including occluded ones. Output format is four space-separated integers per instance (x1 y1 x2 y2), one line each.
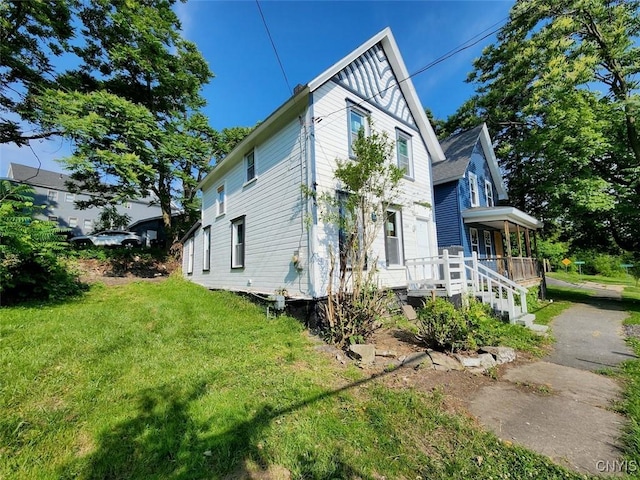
217 185 225 216
396 130 413 178
468 172 479 207
348 105 367 157
47 190 58 202
470 228 479 253
84 219 93 231
65 192 75 203
48 216 58 223
202 226 211 271
384 209 404 266
484 231 493 257
245 150 256 183
186 237 194 274
485 180 494 207
69 217 78 228
231 216 245 268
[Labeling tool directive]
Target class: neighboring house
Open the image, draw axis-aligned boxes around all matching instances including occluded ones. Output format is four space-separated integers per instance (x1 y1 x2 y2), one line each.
431 123 543 283
6 162 164 237
182 28 444 300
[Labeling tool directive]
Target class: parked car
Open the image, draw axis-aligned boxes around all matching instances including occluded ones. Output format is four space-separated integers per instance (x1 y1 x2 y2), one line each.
69 230 144 248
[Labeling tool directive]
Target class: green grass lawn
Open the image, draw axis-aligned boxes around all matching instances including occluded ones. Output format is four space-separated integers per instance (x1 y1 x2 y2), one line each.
1 278 589 479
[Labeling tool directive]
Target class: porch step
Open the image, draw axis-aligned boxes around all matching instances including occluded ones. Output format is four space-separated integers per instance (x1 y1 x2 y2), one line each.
514 313 536 328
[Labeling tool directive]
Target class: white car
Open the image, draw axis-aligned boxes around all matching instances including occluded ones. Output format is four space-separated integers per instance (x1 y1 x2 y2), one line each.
70 230 144 248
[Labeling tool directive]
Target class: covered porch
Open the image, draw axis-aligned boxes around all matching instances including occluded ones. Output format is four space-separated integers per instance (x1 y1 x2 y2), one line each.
461 206 543 284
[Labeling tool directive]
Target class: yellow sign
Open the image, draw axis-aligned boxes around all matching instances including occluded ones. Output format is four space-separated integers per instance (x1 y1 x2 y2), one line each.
562 258 571 267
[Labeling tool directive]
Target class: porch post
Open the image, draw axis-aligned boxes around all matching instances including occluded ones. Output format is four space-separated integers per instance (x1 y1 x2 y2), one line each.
504 221 513 279
524 228 532 258
516 224 525 280
516 224 523 257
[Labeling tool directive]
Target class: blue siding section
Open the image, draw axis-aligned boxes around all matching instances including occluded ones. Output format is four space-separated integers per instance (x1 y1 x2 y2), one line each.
434 182 462 248
434 138 503 258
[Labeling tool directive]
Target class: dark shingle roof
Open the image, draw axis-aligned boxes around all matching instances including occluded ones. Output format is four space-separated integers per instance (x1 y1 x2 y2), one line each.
431 124 484 185
8 163 76 190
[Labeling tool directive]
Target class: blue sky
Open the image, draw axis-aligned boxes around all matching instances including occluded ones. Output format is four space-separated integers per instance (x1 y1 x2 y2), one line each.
1 0 514 175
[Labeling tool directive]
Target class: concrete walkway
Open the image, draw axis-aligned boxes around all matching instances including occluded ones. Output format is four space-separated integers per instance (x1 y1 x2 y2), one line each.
469 282 636 476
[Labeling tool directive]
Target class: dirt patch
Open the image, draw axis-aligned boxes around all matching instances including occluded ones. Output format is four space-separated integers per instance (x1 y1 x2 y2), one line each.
71 256 179 286
312 327 534 415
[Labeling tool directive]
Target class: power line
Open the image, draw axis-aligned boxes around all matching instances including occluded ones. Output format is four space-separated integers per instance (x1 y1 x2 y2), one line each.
255 0 292 96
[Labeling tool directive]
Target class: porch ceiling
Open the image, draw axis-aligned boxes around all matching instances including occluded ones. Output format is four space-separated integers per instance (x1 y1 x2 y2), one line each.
461 206 543 230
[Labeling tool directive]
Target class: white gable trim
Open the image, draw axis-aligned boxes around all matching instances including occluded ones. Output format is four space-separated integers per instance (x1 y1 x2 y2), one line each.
478 123 508 200
308 28 445 163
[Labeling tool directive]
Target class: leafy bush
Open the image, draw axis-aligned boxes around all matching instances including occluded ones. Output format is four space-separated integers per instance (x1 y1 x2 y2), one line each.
417 296 545 354
0 180 85 305
416 298 474 352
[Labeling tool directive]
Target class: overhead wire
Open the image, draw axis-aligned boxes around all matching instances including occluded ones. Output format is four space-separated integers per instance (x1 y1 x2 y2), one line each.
255 0 293 96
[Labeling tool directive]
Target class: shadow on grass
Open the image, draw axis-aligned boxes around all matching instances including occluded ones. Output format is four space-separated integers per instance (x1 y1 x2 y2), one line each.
547 285 640 315
57 355 435 479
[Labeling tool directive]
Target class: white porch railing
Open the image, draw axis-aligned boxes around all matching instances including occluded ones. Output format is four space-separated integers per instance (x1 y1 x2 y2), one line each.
405 250 530 323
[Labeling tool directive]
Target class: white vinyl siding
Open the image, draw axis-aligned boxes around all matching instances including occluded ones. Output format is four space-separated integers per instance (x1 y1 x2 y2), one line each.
396 130 413 178
469 172 479 207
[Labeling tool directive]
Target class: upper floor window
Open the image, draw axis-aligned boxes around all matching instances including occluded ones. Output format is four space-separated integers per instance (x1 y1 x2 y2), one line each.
83 219 93 231
396 130 413 178
69 217 78 228
65 192 75 203
48 215 58 223
348 105 367 158
245 150 256 183
47 190 58 202
468 172 479 207
217 184 225 216
485 180 494 207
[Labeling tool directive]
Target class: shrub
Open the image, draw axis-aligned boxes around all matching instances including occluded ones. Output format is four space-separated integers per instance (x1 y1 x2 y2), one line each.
0 180 85 305
416 298 473 352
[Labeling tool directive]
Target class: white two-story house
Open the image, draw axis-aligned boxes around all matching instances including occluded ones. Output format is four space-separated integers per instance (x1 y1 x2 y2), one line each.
182 28 444 300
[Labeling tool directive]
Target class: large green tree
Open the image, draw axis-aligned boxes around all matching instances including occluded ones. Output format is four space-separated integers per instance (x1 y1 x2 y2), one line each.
446 0 640 252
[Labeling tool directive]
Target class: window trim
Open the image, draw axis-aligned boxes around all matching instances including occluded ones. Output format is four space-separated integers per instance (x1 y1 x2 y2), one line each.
470 227 479 253
65 192 75 203
244 149 257 184
484 179 494 207
216 184 226 217
396 129 413 179
202 225 211 272
47 190 58 202
231 216 245 269
384 208 404 267
484 230 493 258
347 102 368 158
83 219 93 232
186 237 194 275
468 172 479 207
69 217 78 228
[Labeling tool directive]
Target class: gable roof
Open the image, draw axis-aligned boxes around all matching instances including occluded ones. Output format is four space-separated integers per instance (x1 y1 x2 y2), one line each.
199 27 444 191
432 123 507 200
7 162 74 190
